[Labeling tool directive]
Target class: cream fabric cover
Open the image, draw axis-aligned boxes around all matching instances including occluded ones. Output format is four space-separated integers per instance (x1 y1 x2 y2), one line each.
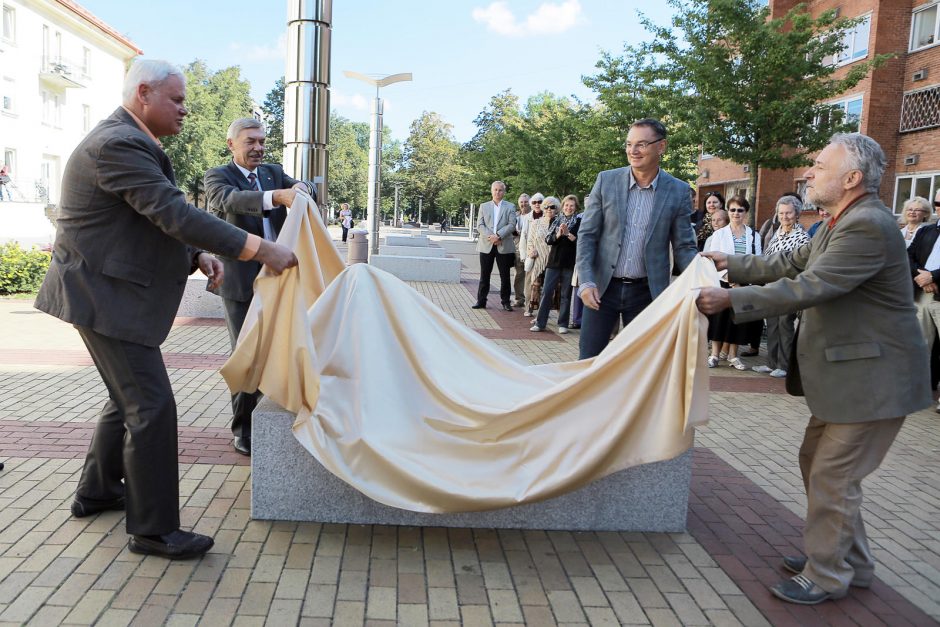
222 196 716 513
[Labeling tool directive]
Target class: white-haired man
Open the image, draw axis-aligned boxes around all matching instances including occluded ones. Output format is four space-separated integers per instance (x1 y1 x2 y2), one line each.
35 60 297 560
512 193 531 306
697 133 931 605
205 118 314 457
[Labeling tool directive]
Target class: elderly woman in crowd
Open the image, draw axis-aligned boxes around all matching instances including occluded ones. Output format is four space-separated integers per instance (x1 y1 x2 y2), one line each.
751 195 811 378
531 195 580 334
704 195 762 369
900 196 931 248
695 191 725 251
703 208 728 251
524 197 557 317
520 192 545 314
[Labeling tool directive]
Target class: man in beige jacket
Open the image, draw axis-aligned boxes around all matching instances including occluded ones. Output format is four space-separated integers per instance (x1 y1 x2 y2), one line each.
697 133 932 605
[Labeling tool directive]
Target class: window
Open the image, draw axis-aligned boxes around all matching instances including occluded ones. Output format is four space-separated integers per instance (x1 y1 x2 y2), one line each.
41 90 61 126
894 173 940 214
3 149 14 171
82 47 91 76
900 84 940 132
2 5 14 42
823 14 871 66
817 95 863 133
82 104 91 133
912 4 939 51
1 77 13 113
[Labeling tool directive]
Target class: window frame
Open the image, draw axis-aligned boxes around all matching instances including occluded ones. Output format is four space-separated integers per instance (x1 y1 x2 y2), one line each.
1 76 14 114
823 13 872 67
1 5 14 43
816 94 864 134
911 3 940 52
894 172 940 215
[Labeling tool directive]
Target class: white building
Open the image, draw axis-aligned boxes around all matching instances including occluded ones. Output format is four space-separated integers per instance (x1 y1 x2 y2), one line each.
0 0 140 246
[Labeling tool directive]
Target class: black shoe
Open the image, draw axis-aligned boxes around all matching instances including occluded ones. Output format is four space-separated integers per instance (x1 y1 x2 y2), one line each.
739 348 759 357
501 304 514 312
71 495 125 518
128 529 214 560
233 436 251 456
471 303 486 309
782 556 871 588
770 575 845 605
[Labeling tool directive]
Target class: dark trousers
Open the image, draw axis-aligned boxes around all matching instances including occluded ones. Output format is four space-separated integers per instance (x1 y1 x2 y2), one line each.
341 225 349 242
536 266 574 329
223 298 261 438
766 313 796 371
477 247 514 306
579 281 652 359
76 326 180 536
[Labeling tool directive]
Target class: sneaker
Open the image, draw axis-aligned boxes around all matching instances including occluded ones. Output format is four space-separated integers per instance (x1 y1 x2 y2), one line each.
770 575 845 605
523 310 532 317
557 326 569 335
707 356 719 368
529 324 544 332
752 365 773 374
769 368 788 378
718 352 728 361
781 556 871 588
728 357 747 370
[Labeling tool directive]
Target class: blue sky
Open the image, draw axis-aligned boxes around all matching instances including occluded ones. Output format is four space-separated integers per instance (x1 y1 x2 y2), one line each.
78 1 675 143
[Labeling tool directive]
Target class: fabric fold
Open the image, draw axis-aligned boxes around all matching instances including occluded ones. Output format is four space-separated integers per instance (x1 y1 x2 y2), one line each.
222 195 718 513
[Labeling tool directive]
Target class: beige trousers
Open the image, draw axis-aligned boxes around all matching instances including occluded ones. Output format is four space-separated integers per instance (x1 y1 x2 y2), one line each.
798 415 905 593
916 290 940 351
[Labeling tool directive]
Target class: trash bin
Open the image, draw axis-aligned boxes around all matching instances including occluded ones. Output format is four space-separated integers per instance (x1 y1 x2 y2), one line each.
347 229 368 265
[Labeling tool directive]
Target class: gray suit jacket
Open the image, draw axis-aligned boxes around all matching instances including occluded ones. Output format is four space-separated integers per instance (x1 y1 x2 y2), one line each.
476 200 517 254
728 194 932 423
35 107 248 347
576 167 697 299
204 160 304 302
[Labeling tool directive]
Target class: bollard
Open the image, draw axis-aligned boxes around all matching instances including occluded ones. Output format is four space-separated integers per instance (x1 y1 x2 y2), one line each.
347 229 368 264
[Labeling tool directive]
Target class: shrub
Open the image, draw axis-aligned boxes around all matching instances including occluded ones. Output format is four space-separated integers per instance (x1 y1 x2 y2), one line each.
0 242 52 295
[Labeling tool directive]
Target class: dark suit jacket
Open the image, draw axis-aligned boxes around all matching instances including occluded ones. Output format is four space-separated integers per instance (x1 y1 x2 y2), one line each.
204 161 310 302
35 107 247 347
908 222 940 300
576 167 697 299
728 195 932 423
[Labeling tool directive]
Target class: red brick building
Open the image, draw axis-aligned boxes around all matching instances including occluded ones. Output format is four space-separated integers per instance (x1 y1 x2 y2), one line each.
696 0 940 226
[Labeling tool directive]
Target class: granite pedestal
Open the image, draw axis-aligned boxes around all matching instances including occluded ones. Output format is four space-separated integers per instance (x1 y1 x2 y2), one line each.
386 234 429 247
379 244 446 257
252 399 692 531
369 254 461 283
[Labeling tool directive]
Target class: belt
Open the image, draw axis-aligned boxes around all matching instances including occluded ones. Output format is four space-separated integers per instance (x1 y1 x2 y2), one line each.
613 276 648 284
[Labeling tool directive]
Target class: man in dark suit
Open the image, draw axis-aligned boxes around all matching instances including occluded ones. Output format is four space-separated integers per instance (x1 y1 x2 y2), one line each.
35 60 297 559
698 133 931 605
908 189 940 409
472 180 517 311
576 118 698 359
205 118 314 456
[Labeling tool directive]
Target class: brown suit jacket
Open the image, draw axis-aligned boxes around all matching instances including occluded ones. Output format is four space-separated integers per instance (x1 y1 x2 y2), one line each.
36 107 248 347
727 194 932 423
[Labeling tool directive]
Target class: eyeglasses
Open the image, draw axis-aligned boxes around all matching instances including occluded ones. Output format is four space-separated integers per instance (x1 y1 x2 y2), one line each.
933 201 940 208
544 206 558 211
625 138 664 152
531 200 542 204
727 208 747 213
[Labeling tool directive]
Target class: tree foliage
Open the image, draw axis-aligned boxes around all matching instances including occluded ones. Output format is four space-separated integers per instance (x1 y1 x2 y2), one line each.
261 77 286 165
163 61 253 207
401 111 462 222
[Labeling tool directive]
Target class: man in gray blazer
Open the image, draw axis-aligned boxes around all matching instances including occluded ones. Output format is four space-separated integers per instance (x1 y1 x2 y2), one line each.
35 60 297 560
473 180 517 311
205 118 314 456
576 118 697 359
698 133 932 605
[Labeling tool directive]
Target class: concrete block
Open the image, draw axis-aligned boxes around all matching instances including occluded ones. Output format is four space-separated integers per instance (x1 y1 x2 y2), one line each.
252 400 692 532
385 234 429 247
378 245 446 258
369 255 461 283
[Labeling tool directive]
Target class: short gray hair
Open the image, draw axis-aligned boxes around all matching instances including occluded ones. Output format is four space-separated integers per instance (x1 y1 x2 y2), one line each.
122 59 184 105
518 193 530 202
829 133 886 194
227 117 264 141
776 195 804 217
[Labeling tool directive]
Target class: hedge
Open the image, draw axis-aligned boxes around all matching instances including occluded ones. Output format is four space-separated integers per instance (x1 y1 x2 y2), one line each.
0 242 51 295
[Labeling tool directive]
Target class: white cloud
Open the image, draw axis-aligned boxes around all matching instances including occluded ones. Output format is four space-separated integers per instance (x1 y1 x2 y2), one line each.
472 0 583 37
332 89 370 112
229 32 287 62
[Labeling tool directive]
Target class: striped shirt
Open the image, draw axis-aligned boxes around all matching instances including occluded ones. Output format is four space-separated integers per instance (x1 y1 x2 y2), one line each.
613 170 659 279
765 224 809 255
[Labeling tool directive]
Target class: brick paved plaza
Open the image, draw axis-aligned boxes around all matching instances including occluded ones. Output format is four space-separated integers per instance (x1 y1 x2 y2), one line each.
1 227 938 626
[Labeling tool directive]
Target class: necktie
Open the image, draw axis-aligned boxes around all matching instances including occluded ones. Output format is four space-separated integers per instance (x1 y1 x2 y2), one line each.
247 172 260 190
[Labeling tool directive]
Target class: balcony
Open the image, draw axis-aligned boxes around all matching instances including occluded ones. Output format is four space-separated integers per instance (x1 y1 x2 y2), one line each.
39 57 85 89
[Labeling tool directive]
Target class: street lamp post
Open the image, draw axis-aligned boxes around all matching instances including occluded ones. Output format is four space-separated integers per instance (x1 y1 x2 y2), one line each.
417 196 423 226
342 70 412 256
393 183 403 228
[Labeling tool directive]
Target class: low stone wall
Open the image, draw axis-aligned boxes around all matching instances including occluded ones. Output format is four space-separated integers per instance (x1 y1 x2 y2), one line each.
370 255 461 283
386 234 429 247
252 399 692 531
378 245 446 258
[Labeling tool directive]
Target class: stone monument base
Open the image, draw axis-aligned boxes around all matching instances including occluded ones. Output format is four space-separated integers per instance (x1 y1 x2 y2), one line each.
252 399 692 531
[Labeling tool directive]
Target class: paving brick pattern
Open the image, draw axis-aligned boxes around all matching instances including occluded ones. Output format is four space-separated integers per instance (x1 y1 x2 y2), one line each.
0 228 938 625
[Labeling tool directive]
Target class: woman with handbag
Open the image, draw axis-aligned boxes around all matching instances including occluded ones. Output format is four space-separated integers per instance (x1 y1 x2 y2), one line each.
531 195 580 334
524 198 557 318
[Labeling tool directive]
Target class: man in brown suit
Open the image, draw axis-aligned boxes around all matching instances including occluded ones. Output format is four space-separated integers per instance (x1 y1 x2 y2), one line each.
35 60 297 559
697 133 932 605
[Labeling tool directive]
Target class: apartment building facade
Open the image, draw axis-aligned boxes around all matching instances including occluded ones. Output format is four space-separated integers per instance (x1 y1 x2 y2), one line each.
696 0 940 225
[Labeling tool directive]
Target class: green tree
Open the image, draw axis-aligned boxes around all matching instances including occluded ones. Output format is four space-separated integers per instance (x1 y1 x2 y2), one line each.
328 113 370 217
162 60 253 207
643 0 889 221
401 111 461 223
261 77 285 165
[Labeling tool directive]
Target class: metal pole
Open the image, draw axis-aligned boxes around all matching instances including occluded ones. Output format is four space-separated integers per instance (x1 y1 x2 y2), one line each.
468 203 475 241
417 196 423 226
367 94 383 256
285 0 331 223
393 183 401 228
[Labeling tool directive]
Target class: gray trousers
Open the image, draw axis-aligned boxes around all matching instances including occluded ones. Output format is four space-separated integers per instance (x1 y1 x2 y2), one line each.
766 313 796 371
513 251 526 304
799 415 905 593
223 298 262 438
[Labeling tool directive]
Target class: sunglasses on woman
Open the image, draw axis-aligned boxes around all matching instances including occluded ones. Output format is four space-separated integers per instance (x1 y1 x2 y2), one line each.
728 208 747 213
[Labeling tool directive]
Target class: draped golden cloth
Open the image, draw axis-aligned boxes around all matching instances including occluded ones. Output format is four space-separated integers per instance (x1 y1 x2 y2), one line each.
222 197 718 513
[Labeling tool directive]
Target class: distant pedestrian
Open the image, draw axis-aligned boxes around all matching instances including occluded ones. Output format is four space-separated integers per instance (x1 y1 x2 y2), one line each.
440 216 449 233
0 165 12 201
339 203 352 242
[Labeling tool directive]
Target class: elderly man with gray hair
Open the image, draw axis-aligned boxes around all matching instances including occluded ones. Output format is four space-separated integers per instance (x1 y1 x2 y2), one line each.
697 133 931 605
205 117 315 457
35 59 298 560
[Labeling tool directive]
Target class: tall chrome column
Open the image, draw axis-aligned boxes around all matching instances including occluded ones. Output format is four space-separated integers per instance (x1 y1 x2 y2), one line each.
285 0 331 222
